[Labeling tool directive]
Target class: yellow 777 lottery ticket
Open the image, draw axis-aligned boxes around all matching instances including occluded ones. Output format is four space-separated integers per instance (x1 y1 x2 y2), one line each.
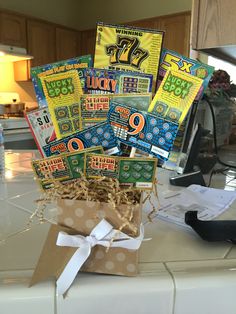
94 22 164 93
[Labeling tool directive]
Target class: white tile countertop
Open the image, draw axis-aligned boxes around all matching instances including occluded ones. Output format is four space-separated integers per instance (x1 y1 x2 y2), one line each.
0 150 236 314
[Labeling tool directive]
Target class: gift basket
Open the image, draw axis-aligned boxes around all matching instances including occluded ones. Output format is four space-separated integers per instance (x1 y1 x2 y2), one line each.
21 22 214 295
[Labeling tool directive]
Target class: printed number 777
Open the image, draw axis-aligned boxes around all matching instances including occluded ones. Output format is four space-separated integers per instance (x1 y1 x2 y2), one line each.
128 113 145 135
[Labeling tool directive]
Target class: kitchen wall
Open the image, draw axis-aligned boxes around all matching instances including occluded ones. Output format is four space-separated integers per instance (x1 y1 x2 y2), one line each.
77 0 192 29
0 0 192 30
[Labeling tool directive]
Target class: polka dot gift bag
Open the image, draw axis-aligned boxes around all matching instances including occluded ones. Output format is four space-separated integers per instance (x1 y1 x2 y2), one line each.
30 178 144 295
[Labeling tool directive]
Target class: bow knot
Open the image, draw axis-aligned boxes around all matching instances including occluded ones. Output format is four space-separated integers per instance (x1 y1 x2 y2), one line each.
85 235 99 247
56 218 144 295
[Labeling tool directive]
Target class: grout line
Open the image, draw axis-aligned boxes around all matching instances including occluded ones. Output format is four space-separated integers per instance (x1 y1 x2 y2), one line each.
139 254 235 264
6 199 40 214
163 262 177 314
223 245 234 259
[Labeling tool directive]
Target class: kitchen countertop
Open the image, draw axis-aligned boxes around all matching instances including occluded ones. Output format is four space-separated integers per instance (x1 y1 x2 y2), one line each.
1 150 236 314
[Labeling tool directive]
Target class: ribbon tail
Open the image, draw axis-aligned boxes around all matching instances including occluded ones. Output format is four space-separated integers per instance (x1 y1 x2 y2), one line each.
110 224 145 250
56 244 91 295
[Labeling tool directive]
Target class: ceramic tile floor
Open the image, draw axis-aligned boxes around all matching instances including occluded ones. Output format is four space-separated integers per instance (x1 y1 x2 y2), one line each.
0 149 236 314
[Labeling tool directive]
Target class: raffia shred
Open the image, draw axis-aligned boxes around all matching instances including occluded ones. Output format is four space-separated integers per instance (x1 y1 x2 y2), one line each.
1 173 159 245
34 172 159 233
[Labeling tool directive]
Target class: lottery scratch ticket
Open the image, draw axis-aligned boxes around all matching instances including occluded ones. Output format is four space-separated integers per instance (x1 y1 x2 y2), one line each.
84 68 153 94
32 146 103 190
31 55 92 107
25 107 56 157
107 102 179 161
156 50 214 169
41 70 83 139
149 69 203 124
86 154 157 190
80 93 152 129
43 121 120 157
94 22 164 92
158 48 214 100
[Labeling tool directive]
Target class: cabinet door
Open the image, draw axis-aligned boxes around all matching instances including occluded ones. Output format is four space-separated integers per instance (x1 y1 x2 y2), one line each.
80 29 96 56
193 0 236 49
56 27 81 61
0 12 26 47
27 19 56 67
191 0 236 63
159 12 191 57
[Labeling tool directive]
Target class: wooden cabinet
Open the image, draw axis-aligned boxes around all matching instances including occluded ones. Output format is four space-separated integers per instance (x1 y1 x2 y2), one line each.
191 0 236 64
80 29 96 56
0 12 26 47
127 12 191 57
79 12 191 59
56 27 81 60
27 19 56 67
14 20 82 81
159 13 191 57
14 60 31 81
127 19 159 29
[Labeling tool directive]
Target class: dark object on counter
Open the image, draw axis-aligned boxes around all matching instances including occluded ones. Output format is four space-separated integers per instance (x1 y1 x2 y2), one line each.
169 124 206 187
169 170 206 187
196 153 217 174
185 211 236 243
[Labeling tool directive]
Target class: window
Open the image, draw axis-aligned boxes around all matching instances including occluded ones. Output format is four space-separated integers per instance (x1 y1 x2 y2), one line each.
208 56 236 84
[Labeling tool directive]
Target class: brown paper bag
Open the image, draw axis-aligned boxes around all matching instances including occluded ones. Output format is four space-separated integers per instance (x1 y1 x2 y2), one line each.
31 198 142 287
57 199 141 237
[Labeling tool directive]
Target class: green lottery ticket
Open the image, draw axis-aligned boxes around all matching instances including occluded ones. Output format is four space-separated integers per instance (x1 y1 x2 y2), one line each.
80 93 152 129
86 154 157 190
32 146 103 190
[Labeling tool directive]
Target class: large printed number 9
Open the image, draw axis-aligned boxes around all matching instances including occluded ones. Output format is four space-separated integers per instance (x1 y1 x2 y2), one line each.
67 138 85 151
128 113 145 135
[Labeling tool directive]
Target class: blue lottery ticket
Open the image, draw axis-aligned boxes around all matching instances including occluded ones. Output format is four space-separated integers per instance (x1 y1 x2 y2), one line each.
107 102 179 161
84 68 153 94
43 121 120 157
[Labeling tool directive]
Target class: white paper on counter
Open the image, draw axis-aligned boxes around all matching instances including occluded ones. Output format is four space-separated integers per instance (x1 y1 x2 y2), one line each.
151 184 236 228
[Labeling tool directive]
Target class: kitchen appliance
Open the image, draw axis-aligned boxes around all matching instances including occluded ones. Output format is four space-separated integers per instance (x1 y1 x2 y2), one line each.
0 92 37 149
0 92 25 116
0 44 33 62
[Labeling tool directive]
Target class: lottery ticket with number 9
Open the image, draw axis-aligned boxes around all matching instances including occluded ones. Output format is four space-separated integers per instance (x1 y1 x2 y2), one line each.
43 121 120 157
107 102 179 161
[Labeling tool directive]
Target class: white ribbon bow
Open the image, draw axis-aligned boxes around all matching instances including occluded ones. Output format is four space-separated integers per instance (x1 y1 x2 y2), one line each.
56 219 144 295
